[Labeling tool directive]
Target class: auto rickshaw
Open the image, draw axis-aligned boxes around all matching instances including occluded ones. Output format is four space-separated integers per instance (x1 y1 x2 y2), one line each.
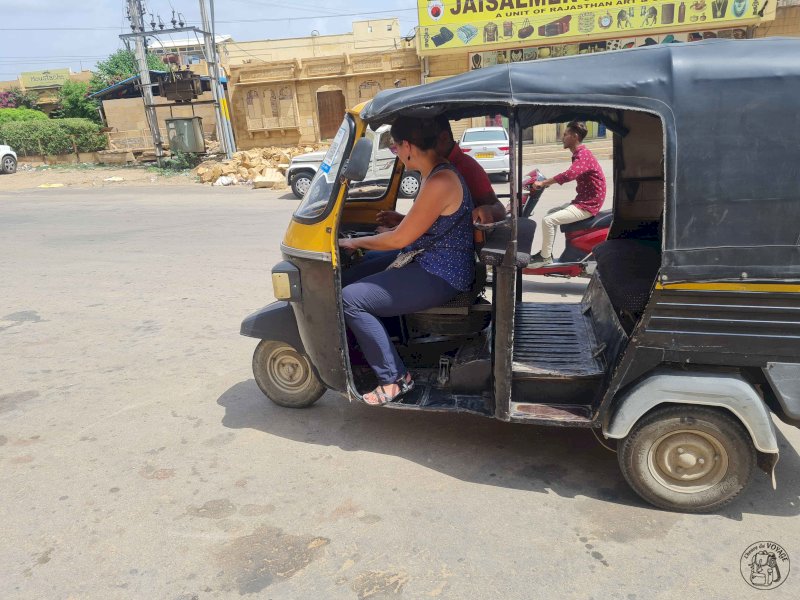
241 38 800 513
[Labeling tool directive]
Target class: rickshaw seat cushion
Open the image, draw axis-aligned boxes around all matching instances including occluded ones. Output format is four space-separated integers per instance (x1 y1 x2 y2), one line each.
415 263 487 315
560 209 613 233
593 239 661 316
479 218 536 268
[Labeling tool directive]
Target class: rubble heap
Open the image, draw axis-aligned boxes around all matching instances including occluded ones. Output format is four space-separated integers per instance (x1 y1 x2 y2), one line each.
193 144 327 189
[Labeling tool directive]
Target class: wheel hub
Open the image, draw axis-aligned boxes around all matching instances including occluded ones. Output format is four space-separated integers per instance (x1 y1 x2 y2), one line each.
267 347 311 393
401 176 419 196
295 176 311 196
648 430 729 493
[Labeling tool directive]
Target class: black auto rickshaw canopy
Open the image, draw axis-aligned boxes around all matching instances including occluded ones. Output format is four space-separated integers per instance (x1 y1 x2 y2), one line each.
362 38 800 283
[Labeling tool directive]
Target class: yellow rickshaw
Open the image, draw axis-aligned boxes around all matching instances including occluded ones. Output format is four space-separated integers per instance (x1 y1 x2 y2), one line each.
241 38 800 513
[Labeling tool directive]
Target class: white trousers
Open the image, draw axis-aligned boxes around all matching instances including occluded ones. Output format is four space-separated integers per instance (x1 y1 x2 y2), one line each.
540 203 592 259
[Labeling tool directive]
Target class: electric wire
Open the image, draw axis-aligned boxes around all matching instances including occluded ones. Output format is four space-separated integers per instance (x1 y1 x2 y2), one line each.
0 8 417 30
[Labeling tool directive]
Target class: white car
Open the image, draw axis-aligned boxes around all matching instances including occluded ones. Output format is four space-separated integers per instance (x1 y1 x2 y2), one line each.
1 144 17 174
459 126 510 180
286 125 420 199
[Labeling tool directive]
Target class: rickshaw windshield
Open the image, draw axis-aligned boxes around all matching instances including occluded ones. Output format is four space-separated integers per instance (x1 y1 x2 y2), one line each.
293 116 355 223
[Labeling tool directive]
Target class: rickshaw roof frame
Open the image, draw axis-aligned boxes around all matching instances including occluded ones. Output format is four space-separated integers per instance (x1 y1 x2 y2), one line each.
361 38 800 283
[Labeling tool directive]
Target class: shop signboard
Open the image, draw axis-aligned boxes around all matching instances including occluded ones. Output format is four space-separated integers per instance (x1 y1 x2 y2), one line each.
468 25 748 68
20 68 71 89
417 0 775 54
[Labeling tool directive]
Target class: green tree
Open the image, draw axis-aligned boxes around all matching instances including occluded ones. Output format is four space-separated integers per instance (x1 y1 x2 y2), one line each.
52 81 101 123
90 49 165 92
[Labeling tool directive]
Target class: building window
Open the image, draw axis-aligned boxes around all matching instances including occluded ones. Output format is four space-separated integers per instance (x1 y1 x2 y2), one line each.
358 80 382 100
244 85 298 131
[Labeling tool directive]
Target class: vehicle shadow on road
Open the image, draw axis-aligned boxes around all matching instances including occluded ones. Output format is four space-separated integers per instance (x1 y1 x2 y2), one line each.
217 380 800 518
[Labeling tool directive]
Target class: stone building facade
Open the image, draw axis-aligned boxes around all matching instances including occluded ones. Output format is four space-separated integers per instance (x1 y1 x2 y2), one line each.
228 50 420 148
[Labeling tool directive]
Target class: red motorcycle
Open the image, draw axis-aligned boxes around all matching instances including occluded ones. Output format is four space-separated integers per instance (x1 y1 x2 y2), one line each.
520 169 612 278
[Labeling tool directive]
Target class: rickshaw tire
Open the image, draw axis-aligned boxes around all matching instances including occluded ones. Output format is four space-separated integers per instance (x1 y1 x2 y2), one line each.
618 405 756 513
252 340 325 409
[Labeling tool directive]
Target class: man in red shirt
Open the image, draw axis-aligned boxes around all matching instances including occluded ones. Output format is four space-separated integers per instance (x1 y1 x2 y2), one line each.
529 121 606 266
376 116 506 229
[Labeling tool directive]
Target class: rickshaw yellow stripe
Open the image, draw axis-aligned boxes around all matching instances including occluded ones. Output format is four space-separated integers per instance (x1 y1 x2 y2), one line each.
656 282 800 293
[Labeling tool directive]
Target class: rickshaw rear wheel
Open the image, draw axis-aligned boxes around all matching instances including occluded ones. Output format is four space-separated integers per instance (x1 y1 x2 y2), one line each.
252 340 325 408
618 405 755 513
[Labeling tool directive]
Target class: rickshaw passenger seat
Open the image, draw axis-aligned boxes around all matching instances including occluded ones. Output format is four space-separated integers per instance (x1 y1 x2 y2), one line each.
479 218 536 268
593 239 661 326
414 262 487 315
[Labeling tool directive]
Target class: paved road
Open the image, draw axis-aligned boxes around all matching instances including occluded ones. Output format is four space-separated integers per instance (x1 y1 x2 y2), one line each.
1 184 798 600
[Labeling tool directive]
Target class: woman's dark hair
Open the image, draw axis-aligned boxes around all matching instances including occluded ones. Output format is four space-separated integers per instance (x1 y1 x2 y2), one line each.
566 120 588 141
390 116 438 151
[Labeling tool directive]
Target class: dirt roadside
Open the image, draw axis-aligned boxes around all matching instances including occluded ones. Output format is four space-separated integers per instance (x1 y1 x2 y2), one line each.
0 164 197 191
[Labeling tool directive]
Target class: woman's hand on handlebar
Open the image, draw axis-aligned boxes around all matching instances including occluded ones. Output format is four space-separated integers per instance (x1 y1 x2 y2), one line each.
376 210 404 228
339 237 359 252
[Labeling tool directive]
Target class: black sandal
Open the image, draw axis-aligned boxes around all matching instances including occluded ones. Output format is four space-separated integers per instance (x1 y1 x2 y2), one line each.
363 373 414 406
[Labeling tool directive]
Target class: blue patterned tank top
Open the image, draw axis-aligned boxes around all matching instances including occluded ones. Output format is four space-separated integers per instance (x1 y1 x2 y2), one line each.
405 162 475 292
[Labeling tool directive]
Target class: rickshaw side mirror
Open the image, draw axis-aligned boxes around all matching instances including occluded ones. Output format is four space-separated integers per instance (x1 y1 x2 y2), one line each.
341 138 373 182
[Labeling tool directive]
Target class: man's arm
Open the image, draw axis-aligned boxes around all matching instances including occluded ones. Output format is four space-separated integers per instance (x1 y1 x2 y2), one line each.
535 159 591 190
478 200 507 222
551 153 592 186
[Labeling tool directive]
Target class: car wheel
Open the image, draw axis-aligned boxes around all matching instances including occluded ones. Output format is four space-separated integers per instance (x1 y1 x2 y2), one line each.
252 340 325 408
618 405 756 513
399 172 421 198
1 154 17 174
290 171 314 199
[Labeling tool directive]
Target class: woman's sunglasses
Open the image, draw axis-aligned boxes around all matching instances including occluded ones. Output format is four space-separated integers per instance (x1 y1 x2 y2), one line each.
388 138 402 155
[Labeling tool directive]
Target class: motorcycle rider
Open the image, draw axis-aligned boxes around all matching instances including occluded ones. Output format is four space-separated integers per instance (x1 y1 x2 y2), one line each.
529 121 607 266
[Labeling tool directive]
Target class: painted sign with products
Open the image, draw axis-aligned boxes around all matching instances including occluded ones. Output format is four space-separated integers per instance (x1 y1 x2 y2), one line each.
417 0 775 54
467 26 748 68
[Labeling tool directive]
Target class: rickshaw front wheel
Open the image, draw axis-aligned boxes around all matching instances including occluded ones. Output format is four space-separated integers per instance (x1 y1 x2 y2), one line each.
618 405 755 513
252 340 325 408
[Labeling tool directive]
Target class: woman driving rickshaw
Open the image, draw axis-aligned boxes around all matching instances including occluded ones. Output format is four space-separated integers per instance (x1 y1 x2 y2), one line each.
241 38 800 513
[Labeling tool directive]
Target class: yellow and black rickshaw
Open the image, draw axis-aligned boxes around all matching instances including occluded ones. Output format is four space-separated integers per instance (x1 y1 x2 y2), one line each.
241 38 800 513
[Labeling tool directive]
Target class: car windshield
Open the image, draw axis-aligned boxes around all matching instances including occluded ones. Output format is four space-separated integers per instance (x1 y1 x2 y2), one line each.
462 130 507 143
293 117 354 222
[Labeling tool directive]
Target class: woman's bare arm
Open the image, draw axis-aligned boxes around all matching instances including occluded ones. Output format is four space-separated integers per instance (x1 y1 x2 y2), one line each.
343 170 461 251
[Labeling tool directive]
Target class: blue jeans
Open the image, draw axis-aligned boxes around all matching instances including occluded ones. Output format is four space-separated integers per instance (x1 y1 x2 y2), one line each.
342 261 458 384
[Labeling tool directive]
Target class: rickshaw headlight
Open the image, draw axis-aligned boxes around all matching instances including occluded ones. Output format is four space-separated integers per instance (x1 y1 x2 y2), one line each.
271 261 301 301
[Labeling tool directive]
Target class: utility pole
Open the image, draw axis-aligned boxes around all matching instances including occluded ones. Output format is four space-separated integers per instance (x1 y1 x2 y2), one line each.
121 1 235 161
199 0 236 159
125 0 165 165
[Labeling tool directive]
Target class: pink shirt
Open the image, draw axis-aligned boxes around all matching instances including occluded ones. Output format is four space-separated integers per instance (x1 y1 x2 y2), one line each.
553 145 606 215
447 143 496 207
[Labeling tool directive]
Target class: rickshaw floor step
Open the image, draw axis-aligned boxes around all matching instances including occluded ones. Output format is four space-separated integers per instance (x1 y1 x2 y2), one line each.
512 302 605 379
508 403 594 425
